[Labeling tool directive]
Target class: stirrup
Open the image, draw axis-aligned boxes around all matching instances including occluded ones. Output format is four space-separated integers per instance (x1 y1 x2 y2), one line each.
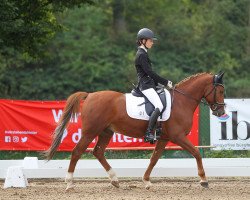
144 129 161 144
144 135 154 143
144 131 155 143
155 126 162 139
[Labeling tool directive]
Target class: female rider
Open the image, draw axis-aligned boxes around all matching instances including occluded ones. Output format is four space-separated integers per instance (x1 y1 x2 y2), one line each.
135 28 173 143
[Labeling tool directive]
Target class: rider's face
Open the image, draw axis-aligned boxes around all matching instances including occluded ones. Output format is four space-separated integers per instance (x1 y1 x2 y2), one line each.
145 39 154 49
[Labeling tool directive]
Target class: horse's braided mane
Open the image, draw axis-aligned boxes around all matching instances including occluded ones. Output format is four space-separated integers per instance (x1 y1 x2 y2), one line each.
175 72 213 87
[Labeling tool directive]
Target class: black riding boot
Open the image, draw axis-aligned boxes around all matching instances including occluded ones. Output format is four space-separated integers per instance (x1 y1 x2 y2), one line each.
144 108 161 143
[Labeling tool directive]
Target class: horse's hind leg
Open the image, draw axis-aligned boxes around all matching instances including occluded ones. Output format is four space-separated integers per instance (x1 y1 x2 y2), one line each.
143 139 168 189
174 136 208 188
93 129 119 188
65 134 96 190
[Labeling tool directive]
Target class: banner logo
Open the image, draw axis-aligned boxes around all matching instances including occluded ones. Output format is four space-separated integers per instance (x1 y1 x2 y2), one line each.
211 99 250 150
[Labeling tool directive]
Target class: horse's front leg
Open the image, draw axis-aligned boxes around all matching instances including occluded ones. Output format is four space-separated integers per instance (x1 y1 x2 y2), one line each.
143 139 168 189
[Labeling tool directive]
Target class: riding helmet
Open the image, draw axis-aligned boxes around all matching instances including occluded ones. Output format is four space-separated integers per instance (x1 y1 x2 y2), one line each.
137 28 157 40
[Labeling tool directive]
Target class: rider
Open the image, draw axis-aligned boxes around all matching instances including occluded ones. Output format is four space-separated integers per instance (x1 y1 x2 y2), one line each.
135 28 173 143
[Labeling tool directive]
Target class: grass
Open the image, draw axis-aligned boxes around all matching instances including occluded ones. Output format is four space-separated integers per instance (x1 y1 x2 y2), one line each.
1 149 249 160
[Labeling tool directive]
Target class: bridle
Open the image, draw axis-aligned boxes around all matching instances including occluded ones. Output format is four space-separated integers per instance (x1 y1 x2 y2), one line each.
202 83 225 111
172 83 225 112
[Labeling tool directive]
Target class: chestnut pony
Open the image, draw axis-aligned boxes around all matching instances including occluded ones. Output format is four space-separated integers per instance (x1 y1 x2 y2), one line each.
44 72 225 190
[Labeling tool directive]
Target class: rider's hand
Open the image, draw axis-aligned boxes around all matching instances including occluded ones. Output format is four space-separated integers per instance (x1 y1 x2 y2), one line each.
166 81 173 89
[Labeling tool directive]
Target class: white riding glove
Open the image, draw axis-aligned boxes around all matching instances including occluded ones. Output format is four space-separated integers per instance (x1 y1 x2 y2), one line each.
167 81 173 89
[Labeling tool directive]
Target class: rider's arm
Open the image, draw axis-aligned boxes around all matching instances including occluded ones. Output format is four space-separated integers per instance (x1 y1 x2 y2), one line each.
139 53 169 86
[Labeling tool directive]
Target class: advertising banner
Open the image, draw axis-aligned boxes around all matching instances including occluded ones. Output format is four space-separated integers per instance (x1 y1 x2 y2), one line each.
0 99 199 151
210 99 250 150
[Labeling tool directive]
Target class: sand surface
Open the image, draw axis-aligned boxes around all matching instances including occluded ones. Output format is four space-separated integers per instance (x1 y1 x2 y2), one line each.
0 177 249 200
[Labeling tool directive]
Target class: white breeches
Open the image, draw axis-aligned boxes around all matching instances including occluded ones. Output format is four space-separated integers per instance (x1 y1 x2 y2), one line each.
142 88 163 112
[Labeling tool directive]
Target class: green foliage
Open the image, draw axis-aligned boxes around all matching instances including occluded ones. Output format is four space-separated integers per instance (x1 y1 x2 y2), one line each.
0 150 94 160
0 149 197 160
0 0 249 99
1 149 249 160
0 0 94 58
204 149 250 158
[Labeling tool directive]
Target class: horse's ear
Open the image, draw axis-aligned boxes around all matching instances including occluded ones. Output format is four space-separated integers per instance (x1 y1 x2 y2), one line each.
214 71 225 84
218 71 225 79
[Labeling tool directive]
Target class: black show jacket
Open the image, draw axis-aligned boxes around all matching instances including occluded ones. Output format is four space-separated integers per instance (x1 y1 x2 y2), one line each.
134 47 169 91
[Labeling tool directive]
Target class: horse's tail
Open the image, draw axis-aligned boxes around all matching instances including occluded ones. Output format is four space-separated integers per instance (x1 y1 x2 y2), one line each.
43 92 89 161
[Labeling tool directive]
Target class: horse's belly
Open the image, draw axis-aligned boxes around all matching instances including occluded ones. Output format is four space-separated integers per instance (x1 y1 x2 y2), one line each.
110 122 146 138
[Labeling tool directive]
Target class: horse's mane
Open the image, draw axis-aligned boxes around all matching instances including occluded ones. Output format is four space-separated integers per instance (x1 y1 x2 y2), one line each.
176 72 213 87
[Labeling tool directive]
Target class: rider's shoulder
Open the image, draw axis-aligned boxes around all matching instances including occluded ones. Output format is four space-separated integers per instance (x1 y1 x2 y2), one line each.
137 48 148 58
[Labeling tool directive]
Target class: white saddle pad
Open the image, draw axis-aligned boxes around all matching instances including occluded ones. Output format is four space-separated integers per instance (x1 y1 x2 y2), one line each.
125 89 171 121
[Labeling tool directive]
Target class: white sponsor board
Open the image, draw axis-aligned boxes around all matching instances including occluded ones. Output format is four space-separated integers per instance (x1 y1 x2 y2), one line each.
210 99 250 150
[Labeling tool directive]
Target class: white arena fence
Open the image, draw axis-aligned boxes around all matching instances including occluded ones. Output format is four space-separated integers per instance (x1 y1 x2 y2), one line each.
0 157 250 179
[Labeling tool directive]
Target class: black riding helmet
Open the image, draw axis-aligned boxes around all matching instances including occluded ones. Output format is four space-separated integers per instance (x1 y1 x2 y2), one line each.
137 28 157 41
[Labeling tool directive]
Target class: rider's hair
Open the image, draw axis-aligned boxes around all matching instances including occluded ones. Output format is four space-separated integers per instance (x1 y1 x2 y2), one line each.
136 39 146 46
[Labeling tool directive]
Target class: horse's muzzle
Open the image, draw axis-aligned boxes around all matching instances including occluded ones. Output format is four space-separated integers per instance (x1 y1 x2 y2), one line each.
212 108 225 117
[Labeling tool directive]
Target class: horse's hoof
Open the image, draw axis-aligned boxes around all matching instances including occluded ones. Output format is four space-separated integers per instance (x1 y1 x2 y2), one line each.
65 182 75 191
200 180 209 188
142 179 152 190
111 180 120 188
145 183 152 190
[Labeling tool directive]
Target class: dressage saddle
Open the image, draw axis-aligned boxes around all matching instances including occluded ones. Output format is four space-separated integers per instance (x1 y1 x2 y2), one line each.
131 85 167 118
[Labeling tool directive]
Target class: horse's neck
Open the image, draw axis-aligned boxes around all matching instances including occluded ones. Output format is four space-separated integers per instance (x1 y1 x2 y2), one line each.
176 74 212 108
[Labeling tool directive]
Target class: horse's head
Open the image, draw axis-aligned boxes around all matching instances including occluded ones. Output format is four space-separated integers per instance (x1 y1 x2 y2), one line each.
203 71 226 117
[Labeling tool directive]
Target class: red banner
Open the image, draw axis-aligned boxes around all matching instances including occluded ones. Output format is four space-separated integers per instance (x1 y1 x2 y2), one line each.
0 99 199 151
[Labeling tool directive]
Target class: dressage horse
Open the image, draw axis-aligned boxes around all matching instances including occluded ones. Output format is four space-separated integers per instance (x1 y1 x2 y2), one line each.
44 72 225 190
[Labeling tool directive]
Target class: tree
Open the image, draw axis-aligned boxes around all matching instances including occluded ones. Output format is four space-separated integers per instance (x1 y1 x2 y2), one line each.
0 0 94 58
0 0 249 99
112 0 127 35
